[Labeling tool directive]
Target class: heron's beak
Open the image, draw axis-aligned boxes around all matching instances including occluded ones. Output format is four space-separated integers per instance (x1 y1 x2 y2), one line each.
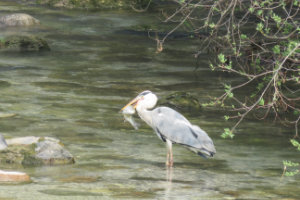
121 97 140 111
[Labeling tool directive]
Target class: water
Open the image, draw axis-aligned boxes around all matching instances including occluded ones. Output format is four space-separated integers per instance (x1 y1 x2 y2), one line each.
0 1 299 199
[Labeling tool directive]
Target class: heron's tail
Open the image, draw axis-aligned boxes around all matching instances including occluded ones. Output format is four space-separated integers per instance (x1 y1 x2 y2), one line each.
189 125 216 158
196 148 215 158
187 145 216 158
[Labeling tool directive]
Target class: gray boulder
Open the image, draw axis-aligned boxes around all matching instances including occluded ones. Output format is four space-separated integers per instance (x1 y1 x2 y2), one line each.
0 13 40 27
0 136 75 166
35 140 74 165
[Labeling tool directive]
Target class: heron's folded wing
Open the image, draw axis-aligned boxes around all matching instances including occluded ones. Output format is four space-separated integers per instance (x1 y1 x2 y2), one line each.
152 107 214 151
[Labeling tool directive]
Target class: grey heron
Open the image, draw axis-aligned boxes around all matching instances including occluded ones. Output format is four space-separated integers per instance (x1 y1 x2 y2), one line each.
121 90 216 167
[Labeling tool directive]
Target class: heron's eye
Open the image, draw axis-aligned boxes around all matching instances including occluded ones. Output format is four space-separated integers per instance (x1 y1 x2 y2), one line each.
140 91 151 96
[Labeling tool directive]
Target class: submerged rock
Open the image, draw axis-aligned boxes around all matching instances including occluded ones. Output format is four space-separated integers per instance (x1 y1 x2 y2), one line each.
0 113 16 118
159 92 201 112
58 176 100 183
0 136 75 166
0 35 50 52
0 13 40 27
35 0 132 9
0 170 30 182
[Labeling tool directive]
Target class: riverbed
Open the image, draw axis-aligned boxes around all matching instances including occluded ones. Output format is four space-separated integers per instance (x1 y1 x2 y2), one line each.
0 1 299 199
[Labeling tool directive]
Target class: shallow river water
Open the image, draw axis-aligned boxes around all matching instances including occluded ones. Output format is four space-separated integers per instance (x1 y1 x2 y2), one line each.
0 1 299 199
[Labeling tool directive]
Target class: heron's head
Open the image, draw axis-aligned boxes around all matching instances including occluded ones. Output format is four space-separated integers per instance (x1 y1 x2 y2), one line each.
121 90 158 111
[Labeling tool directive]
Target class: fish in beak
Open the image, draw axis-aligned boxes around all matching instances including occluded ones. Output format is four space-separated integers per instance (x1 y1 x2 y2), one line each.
121 96 141 130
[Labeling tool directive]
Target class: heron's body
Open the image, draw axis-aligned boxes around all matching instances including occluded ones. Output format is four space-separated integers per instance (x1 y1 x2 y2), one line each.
121 90 216 166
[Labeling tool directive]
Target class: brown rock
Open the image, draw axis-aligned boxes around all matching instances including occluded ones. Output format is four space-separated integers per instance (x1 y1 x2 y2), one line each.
0 170 30 182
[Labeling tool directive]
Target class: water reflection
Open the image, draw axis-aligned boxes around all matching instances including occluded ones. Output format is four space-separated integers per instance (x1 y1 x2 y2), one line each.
164 167 173 200
166 166 173 182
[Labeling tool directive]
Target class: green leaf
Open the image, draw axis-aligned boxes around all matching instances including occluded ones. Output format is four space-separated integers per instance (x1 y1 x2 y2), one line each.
260 1 266 7
209 23 216 29
227 92 234 98
272 45 280 54
240 34 248 39
213 6 220 12
293 110 300 115
258 98 264 106
257 9 263 16
221 128 235 139
250 92 257 98
285 170 299 176
224 115 230 121
218 53 226 64
224 84 234 98
290 139 300 151
225 65 232 69
256 23 264 32
272 13 282 25
224 84 231 90
249 7 255 13
283 160 299 167
225 63 232 70
256 82 264 91
255 58 261 65
283 22 293 34
277 80 281 87
202 101 218 107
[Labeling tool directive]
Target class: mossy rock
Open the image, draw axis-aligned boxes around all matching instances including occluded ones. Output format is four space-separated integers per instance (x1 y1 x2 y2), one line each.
0 80 11 88
0 136 74 167
0 35 50 52
35 0 133 9
0 144 42 166
127 24 160 32
159 92 201 113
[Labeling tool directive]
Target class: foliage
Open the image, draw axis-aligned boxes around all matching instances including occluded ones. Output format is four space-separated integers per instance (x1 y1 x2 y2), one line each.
291 139 300 151
153 0 299 138
282 139 300 177
148 0 299 176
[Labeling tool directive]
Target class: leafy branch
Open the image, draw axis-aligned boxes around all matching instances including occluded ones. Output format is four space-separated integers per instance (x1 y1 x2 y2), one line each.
153 0 299 138
281 139 300 177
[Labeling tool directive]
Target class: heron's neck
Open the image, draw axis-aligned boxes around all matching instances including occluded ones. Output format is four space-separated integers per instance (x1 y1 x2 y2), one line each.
136 107 153 128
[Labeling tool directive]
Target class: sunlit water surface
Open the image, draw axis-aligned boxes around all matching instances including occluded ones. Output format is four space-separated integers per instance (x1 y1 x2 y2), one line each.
0 1 299 199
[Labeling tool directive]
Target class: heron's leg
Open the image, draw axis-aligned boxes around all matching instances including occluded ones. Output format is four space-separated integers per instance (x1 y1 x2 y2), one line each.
166 142 170 166
170 149 173 167
166 151 170 166
166 140 173 167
